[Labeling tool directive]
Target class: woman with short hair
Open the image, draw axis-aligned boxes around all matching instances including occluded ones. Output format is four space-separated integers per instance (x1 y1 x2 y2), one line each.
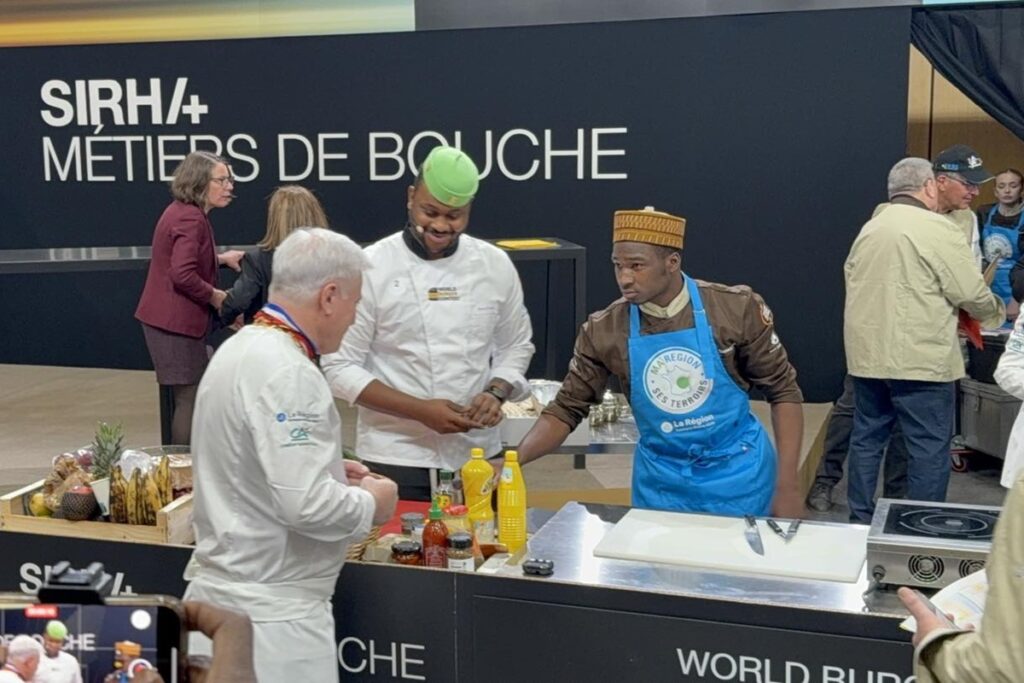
135 150 243 445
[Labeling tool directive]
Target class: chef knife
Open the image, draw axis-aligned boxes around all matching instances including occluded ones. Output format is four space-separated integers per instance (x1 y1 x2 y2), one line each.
765 519 788 540
784 519 802 543
743 515 765 555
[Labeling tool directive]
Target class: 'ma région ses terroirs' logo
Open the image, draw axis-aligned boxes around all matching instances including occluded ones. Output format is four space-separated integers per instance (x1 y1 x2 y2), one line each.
643 347 712 415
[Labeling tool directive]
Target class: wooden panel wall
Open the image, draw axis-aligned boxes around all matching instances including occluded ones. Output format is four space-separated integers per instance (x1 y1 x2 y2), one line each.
907 45 1024 209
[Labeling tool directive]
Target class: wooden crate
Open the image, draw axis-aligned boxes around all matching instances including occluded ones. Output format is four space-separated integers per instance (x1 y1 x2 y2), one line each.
0 480 194 546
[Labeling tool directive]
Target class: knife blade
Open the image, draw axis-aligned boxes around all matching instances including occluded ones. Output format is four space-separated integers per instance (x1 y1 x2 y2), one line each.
743 515 764 555
765 518 788 540
784 519 802 543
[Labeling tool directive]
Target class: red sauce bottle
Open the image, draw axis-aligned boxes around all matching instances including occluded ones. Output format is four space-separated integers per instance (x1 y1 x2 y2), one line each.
422 500 449 569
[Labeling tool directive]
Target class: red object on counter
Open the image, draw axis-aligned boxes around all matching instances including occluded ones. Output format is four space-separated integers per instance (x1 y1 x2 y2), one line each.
422 502 449 569
959 310 984 350
380 500 432 536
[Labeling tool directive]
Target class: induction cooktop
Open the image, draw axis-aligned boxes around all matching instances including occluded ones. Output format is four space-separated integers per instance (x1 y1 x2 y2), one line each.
866 498 1001 588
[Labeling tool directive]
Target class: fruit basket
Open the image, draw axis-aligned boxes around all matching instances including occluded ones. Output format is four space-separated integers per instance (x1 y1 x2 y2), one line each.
0 480 194 546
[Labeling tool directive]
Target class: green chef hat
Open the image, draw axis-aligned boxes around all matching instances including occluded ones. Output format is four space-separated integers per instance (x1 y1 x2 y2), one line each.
420 146 479 208
46 620 68 640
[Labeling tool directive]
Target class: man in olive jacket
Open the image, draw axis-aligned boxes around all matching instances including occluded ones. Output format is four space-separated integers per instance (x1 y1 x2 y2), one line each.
844 157 1004 523
898 473 1024 682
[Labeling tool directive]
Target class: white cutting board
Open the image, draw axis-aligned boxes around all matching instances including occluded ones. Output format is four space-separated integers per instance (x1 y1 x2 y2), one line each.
593 509 868 583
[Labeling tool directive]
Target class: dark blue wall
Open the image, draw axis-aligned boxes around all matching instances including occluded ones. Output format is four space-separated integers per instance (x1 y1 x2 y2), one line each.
0 8 911 400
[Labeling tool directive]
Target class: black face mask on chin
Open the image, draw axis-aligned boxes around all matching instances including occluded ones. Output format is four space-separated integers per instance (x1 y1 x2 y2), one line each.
403 221 461 259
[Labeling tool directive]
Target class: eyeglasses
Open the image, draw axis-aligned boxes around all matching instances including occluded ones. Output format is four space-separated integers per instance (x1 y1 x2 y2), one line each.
943 174 979 192
210 176 236 186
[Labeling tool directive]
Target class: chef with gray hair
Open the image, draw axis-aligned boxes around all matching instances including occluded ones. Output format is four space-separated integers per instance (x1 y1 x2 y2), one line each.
844 157 1004 523
0 636 42 682
187 227 398 682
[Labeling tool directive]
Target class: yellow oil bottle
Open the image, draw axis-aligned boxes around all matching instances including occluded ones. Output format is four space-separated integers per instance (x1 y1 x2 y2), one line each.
497 450 527 553
461 447 496 542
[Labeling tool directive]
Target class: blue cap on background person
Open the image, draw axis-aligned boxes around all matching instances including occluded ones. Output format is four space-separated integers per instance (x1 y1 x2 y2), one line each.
933 144 993 185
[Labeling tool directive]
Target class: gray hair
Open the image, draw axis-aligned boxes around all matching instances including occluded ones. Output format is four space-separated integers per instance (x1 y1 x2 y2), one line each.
270 227 369 302
888 157 934 199
7 635 42 662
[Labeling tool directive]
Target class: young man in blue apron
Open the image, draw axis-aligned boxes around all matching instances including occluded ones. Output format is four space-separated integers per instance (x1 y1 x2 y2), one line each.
514 208 805 518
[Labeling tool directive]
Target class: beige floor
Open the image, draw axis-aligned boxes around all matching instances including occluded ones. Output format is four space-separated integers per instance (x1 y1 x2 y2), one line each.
0 363 832 497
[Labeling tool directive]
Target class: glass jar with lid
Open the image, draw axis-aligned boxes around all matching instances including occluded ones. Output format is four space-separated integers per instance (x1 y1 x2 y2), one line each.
446 532 475 572
391 540 423 566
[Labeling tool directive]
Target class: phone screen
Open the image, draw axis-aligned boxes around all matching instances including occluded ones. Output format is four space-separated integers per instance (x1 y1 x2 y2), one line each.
0 602 182 683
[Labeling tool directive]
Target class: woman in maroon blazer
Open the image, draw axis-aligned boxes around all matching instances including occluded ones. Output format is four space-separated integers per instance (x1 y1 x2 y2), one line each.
136 151 243 445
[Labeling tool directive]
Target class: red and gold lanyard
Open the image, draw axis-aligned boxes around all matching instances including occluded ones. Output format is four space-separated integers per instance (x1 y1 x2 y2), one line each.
252 304 319 364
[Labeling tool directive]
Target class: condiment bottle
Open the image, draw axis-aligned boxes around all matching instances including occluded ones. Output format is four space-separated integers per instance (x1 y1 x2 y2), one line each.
400 511 425 536
422 500 449 569
461 447 496 542
446 532 475 572
434 469 455 509
391 540 423 566
445 504 482 564
497 450 527 553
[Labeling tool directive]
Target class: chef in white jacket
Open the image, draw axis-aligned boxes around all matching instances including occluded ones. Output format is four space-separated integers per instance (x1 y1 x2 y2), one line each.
322 145 535 499
185 228 398 682
994 309 1024 486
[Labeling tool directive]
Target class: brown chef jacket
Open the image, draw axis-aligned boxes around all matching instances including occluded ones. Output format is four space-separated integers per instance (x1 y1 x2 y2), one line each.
543 278 803 430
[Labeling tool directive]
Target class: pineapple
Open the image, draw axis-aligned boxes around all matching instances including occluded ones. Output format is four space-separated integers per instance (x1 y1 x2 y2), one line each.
90 422 124 480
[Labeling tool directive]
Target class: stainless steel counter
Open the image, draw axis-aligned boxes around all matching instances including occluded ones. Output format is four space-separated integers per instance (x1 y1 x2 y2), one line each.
500 502 906 618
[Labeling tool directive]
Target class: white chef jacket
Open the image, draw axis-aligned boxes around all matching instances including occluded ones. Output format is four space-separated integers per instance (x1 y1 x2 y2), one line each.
994 309 1024 488
32 651 82 683
322 232 534 471
185 316 375 682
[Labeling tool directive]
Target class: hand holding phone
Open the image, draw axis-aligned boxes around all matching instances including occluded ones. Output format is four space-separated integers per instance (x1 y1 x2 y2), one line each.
184 601 255 683
897 587 960 646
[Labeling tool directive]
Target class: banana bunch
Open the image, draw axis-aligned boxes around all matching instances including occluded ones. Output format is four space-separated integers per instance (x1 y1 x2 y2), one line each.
109 466 129 523
110 457 173 526
143 473 161 525
154 456 172 506
127 469 143 525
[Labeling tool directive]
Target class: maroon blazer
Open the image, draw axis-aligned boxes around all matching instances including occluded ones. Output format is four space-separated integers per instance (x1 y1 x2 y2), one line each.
135 200 218 338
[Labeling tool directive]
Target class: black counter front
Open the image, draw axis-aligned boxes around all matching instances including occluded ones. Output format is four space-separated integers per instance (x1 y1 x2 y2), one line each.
0 504 914 682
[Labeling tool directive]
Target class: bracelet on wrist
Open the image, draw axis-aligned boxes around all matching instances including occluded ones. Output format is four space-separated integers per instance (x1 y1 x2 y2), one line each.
484 386 508 403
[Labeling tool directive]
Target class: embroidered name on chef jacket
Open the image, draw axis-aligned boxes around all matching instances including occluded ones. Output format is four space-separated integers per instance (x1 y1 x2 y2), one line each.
427 287 460 301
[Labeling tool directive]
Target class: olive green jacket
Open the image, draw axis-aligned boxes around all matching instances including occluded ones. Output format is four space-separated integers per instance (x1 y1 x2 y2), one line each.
845 202 1004 382
913 475 1024 682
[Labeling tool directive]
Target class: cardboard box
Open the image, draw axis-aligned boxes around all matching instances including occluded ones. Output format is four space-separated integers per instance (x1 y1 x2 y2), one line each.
501 416 589 447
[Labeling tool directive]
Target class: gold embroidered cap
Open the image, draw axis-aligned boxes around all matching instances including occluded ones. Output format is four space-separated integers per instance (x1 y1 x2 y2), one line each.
613 206 685 250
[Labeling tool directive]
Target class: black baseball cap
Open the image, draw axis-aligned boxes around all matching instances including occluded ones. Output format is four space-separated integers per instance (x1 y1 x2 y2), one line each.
933 144 993 185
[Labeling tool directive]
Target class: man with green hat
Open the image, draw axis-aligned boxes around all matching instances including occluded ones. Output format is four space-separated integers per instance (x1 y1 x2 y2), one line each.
35 620 82 683
323 145 534 499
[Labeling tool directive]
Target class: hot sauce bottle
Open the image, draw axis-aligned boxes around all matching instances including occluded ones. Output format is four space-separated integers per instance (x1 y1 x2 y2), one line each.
422 500 449 569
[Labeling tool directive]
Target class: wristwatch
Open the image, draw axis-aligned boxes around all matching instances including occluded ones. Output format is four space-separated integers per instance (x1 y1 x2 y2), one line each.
484 385 509 403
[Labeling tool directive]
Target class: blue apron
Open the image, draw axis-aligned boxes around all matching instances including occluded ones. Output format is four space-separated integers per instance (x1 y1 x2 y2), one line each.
982 205 1024 306
628 276 776 516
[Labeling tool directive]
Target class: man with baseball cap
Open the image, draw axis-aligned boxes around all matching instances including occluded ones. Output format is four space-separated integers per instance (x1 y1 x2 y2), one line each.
934 144 994 268
34 620 82 683
323 145 534 499
512 207 805 517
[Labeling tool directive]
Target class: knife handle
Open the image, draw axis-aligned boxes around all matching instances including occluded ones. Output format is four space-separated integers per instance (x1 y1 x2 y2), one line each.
766 519 787 538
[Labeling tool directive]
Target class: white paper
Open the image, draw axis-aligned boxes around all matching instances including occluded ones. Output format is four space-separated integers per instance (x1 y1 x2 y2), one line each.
900 569 988 633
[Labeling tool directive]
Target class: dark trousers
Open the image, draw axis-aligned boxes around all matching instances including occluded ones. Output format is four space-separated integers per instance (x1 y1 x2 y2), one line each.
812 374 908 496
847 377 956 523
